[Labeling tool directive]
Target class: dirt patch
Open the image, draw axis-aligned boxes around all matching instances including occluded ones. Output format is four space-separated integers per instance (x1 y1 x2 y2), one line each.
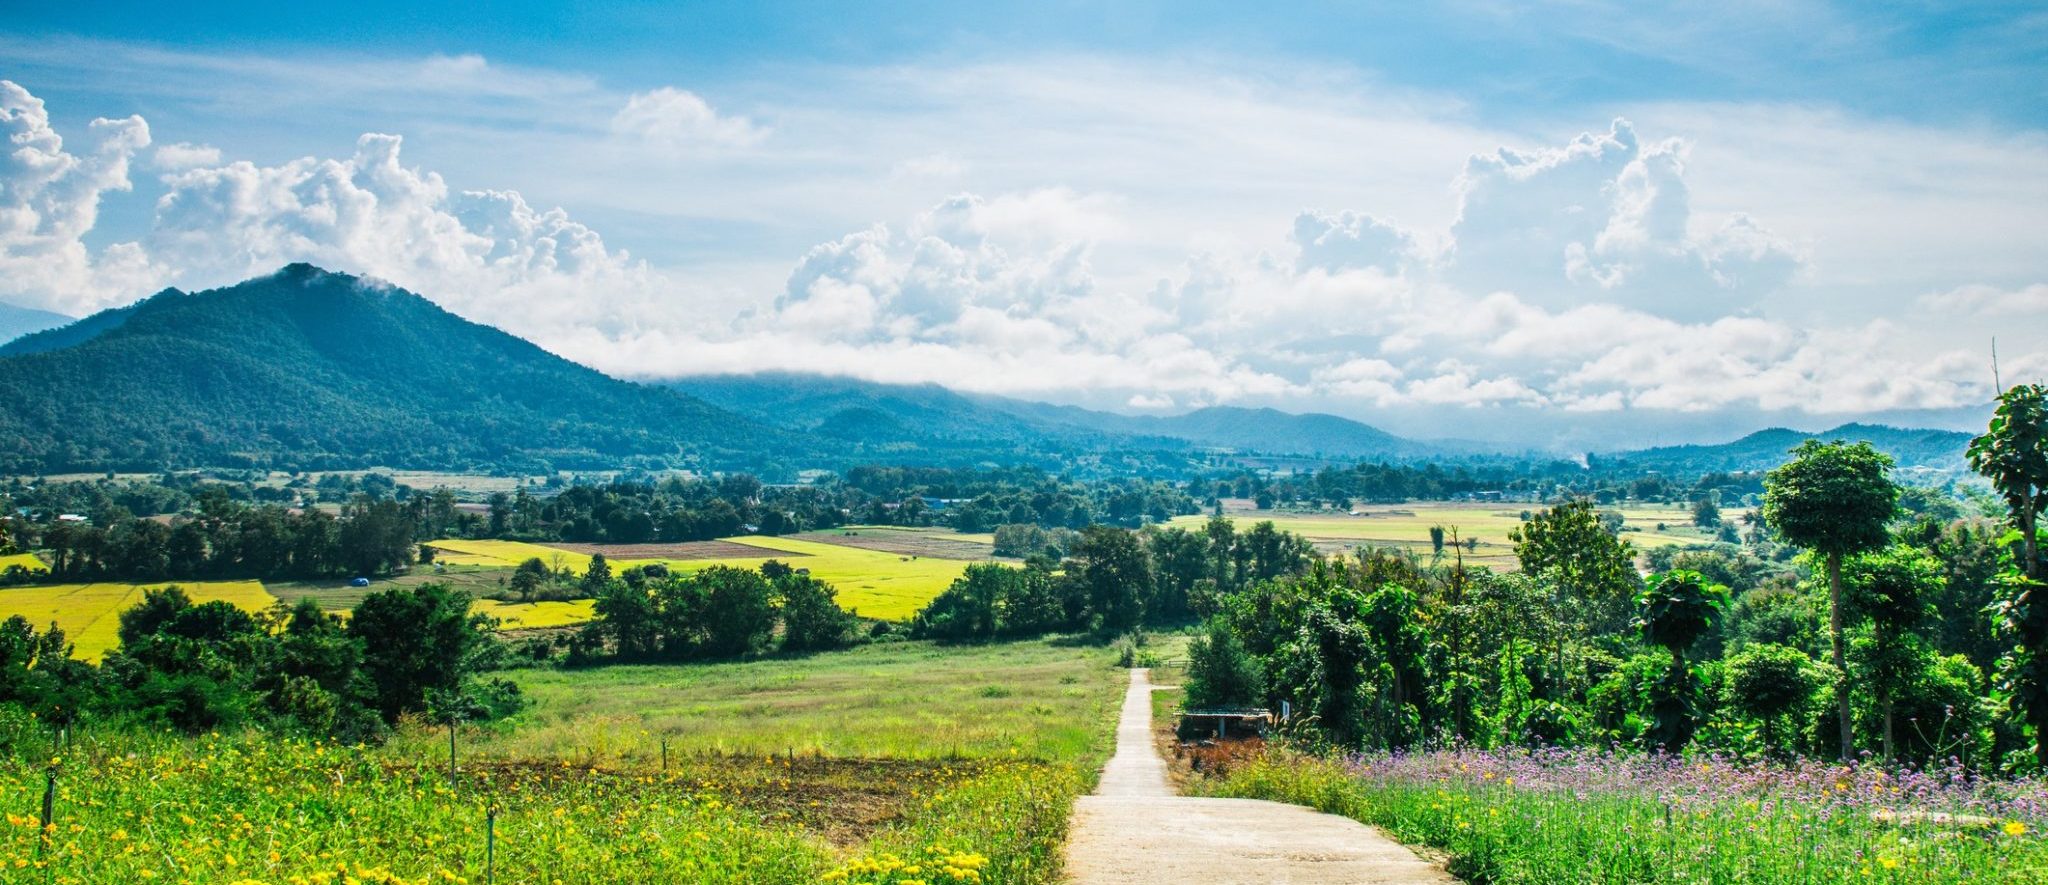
791 530 1008 562
448 755 994 847
549 540 805 559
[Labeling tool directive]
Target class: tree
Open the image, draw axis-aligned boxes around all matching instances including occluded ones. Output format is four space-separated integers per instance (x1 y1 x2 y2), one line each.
580 552 613 596
695 566 777 658
1183 618 1261 710
1969 383 2048 766
1724 643 1829 757
1763 439 1899 759
775 570 856 653
347 584 489 722
1635 569 1725 752
1846 545 1941 760
510 557 550 601
1071 526 1153 631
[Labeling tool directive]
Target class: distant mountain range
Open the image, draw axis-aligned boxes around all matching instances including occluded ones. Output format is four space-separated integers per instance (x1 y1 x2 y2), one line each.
1600 424 1976 474
0 265 1984 478
0 301 73 347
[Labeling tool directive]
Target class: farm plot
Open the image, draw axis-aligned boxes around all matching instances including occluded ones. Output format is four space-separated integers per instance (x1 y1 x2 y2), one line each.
471 597 597 629
792 526 1009 561
0 580 275 662
0 552 47 574
424 534 986 622
1167 501 1746 569
549 539 800 559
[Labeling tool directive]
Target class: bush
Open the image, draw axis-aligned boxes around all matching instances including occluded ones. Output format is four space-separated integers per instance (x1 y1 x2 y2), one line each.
1184 618 1262 709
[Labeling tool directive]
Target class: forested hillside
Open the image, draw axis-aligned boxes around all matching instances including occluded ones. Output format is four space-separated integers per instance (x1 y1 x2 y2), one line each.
0 265 802 474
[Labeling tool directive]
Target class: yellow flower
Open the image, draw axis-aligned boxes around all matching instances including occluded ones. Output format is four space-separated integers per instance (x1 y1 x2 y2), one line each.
2005 821 2027 837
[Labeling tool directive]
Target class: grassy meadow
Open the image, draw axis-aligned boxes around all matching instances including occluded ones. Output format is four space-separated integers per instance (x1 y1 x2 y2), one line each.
0 580 275 662
3 636 1125 884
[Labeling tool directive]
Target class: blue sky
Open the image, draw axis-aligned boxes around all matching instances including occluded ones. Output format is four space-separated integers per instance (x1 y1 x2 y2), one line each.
2 1 2044 445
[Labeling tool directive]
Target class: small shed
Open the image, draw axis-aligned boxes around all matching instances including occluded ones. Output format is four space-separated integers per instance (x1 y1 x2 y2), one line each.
1177 708 1271 740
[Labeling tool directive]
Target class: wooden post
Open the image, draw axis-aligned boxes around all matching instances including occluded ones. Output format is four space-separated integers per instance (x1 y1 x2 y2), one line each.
660 738 669 775
448 720 458 789
35 766 54 864
485 806 496 885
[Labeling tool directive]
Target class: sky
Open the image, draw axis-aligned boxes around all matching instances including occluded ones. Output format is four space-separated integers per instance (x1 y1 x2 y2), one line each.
2 1 2045 448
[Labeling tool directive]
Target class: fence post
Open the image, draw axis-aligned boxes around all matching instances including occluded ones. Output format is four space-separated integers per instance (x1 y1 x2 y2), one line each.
485 805 497 885
35 765 55 872
660 738 668 775
448 720 458 789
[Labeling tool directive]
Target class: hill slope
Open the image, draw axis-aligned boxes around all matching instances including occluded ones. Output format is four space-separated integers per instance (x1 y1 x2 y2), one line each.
0 301 73 346
0 265 801 474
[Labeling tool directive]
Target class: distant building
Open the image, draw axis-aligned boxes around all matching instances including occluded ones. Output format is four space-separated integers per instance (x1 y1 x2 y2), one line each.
55 513 88 524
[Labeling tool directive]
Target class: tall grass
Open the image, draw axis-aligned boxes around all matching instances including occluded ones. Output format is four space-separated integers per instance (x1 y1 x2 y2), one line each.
1199 747 2048 883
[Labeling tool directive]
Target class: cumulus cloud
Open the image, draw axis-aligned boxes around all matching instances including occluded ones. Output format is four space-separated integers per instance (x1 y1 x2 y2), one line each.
0 81 2026 427
1448 119 1802 322
0 79 159 314
611 87 766 149
146 130 676 338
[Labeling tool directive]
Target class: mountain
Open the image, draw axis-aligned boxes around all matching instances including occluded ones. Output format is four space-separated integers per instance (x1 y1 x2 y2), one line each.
1603 423 1974 473
0 265 805 474
671 372 1450 462
0 301 74 347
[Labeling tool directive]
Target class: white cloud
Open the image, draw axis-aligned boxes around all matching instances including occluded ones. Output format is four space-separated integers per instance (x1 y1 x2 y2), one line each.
611 87 766 150
1920 283 2048 315
0 79 159 314
151 142 222 171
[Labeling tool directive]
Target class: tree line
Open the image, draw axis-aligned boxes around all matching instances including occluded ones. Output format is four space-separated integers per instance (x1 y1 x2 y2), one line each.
0 584 520 740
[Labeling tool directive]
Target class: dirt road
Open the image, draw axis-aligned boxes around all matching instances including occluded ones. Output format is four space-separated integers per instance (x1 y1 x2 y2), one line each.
1064 669 1457 884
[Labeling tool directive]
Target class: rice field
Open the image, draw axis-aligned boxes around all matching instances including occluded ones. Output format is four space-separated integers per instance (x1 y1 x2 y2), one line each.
471 598 598 629
0 580 276 662
425 534 996 622
1166 501 1745 569
0 552 46 574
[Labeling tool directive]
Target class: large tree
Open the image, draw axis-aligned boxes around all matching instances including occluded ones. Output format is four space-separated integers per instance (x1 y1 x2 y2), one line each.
1635 569 1725 753
1969 383 2048 765
1762 439 1899 760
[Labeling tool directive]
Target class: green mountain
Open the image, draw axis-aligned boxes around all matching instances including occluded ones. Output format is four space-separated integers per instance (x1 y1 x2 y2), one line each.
668 373 1444 462
1601 423 1974 473
0 265 803 475
0 301 74 347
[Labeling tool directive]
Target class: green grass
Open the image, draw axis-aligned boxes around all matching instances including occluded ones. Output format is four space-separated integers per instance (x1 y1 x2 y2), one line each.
459 636 1125 762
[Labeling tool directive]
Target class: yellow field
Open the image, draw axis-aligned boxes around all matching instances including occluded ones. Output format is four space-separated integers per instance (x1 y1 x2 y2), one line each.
1165 502 1745 568
0 581 277 662
471 598 597 630
425 533 995 623
0 553 47 574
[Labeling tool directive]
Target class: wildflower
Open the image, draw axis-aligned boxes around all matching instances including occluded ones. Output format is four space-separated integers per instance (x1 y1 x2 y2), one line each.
2005 821 2027 837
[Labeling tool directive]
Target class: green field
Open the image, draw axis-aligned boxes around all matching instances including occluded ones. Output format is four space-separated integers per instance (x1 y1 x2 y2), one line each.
460 636 1125 762
17 637 1127 884
1167 502 1742 569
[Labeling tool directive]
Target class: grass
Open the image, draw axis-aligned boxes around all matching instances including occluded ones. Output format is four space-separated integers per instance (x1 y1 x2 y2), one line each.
1197 747 2048 884
0 580 275 662
5 636 1127 884
463 636 1125 762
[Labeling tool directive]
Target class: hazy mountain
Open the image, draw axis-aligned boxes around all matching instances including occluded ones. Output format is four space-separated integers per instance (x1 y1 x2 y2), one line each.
0 300 141 357
0 301 74 347
672 373 1454 461
1601 423 1975 473
0 265 803 475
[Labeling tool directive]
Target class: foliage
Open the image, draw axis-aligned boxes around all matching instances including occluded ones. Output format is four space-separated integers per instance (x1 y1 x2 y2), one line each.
1183 618 1263 710
1970 383 2048 768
